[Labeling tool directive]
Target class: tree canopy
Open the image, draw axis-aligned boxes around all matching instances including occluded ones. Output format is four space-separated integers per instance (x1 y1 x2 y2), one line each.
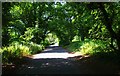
2 2 120 63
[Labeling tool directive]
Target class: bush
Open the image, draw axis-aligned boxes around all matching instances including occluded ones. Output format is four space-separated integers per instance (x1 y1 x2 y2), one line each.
65 41 83 53
80 40 111 55
66 39 114 56
2 41 44 64
24 42 44 54
44 33 59 45
2 45 29 64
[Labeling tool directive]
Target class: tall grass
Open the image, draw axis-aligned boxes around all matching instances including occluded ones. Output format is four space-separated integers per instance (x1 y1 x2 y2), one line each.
2 41 44 64
66 39 114 56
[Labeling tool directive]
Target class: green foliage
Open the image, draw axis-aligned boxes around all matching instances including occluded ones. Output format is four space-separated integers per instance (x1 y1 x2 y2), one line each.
23 42 44 54
2 41 44 64
45 33 59 45
41 39 50 47
65 41 83 53
2 44 30 64
66 39 114 56
80 40 112 55
21 27 36 41
2 2 120 64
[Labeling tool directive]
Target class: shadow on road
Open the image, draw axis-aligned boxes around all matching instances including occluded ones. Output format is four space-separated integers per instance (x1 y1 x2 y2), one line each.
2 46 120 75
2 46 82 75
43 46 67 53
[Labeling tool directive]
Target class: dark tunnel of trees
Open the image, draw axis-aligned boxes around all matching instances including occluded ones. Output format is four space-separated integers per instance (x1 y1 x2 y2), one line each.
1 2 120 64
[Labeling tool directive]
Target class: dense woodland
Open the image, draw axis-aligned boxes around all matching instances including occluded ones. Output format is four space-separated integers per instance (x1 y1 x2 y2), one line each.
1 2 120 64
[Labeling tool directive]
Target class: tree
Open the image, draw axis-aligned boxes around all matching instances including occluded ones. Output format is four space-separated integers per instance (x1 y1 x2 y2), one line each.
87 2 120 52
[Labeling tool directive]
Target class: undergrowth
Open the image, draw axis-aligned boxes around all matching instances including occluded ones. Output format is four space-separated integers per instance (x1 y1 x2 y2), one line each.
66 39 115 58
1 41 44 64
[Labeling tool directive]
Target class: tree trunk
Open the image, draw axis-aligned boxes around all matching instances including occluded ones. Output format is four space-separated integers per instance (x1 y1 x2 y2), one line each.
98 3 120 52
81 34 84 41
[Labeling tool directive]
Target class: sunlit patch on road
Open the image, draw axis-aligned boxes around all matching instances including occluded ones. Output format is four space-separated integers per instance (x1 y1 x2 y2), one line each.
32 52 81 59
31 46 81 59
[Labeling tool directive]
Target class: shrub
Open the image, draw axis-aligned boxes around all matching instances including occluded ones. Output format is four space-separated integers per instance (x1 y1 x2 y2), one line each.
65 41 83 53
66 39 114 56
80 40 113 55
2 41 44 64
24 42 44 54
2 44 30 64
